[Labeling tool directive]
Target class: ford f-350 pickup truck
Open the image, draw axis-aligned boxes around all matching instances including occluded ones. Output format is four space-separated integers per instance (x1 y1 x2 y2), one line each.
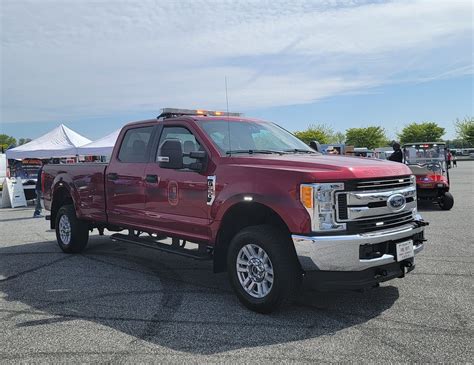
43 108 427 313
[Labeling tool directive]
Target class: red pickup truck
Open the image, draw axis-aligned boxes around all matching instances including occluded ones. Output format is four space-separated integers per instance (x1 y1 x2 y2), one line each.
43 108 427 313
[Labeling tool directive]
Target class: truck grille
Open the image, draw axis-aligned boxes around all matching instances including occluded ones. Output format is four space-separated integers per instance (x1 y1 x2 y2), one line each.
346 176 413 191
347 211 414 233
337 194 348 220
336 175 416 233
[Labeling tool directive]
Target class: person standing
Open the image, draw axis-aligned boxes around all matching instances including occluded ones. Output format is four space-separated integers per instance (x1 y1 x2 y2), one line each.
447 150 452 168
33 160 47 218
388 142 403 163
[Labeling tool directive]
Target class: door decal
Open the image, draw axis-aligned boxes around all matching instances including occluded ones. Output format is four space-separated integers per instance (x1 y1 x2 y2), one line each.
207 176 216 205
168 181 179 206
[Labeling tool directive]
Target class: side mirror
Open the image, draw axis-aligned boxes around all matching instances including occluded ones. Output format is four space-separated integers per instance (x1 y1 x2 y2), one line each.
309 140 321 152
158 139 183 169
189 150 206 159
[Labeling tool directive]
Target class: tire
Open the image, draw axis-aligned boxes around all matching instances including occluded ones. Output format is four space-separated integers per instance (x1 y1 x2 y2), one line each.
55 205 89 253
439 192 454 210
227 225 301 313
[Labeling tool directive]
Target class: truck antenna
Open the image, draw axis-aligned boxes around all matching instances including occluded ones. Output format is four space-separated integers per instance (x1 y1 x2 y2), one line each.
225 76 232 156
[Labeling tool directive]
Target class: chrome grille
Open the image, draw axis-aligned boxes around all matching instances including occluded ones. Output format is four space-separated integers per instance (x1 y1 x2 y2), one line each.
347 176 413 191
347 211 414 233
336 175 417 233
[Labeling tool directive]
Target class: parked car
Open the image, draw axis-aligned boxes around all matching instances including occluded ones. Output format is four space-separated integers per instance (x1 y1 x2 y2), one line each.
43 108 427 313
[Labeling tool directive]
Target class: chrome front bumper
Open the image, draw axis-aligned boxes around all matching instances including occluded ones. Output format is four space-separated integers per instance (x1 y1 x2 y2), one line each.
292 219 425 272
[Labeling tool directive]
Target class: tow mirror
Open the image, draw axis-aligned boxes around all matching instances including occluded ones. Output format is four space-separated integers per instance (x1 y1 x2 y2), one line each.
187 150 207 171
189 150 206 159
158 139 183 169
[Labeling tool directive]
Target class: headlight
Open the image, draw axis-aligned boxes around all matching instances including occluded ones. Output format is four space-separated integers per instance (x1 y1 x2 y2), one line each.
300 183 346 232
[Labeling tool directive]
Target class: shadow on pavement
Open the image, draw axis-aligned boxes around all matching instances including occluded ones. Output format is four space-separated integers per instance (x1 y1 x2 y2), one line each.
417 200 444 212
0 237 400 354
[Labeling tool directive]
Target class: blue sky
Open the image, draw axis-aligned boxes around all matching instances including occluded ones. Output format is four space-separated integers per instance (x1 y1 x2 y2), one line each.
1 0 473 142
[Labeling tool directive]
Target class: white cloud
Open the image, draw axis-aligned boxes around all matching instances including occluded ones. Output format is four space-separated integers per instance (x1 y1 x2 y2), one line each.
1 0 472 123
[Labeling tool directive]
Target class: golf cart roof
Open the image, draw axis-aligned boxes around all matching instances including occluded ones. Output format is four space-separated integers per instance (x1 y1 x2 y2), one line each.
403 142 446 147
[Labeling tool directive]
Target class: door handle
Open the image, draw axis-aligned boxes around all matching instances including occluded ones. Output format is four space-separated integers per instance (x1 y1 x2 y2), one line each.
145 174 158 183
107 173 118 181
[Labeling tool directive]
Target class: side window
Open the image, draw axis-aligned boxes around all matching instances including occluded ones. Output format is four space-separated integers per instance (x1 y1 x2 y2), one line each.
118 126 154 163
157 126 201 166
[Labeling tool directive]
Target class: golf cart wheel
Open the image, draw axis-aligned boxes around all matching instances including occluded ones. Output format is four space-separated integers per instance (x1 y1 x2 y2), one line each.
227 225 301 314
55 205 89 253
439 192 454 210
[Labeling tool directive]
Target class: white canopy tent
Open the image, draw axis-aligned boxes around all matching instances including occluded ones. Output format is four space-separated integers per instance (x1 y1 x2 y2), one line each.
6 124 91 160
76 128 121 157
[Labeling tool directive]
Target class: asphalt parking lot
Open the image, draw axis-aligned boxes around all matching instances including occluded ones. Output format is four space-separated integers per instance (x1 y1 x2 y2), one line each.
0 162 473 363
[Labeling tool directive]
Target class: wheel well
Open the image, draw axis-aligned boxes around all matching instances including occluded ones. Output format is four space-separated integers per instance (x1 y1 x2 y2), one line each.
213 202 293 273
50 187 73 229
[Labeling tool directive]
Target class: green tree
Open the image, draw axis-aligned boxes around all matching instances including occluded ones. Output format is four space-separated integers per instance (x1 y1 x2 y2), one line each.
0 134 16 151
329 131 346 144
18 138 32 146
293 124 335 144
345 126 389 149
455 117 474 146
398 122 445 144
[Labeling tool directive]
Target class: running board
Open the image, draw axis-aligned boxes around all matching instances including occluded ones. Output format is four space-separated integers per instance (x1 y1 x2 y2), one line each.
110 233 212 260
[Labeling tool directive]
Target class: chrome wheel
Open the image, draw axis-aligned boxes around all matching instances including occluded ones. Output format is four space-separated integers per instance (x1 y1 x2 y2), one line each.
236 244 274 298
59 215 71 245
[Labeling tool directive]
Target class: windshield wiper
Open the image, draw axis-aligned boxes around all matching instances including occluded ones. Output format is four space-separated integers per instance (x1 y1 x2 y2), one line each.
226 149 286 155
283 149 317 154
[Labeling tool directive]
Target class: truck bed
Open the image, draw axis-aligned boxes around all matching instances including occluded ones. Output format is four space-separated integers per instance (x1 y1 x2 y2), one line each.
43 163 108 223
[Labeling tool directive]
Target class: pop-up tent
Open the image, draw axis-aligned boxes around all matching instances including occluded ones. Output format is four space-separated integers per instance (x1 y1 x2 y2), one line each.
76 128 121 156
6 124 91 159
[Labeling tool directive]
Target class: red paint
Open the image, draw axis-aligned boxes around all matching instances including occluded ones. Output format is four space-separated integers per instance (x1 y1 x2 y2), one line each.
43 116 414 243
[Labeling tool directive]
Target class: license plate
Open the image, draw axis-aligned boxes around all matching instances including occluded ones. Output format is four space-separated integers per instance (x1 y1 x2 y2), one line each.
396 240 414 261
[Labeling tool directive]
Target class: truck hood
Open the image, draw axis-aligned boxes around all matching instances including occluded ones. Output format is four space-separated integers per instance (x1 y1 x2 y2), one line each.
227 154 412 181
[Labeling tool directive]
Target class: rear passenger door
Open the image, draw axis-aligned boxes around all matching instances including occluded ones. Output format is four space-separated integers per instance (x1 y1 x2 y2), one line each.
106 126 155 228
144 125 211 242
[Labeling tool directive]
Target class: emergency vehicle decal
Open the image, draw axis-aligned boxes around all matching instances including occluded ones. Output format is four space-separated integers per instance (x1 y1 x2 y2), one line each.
207 176 216 205
168 181 179 206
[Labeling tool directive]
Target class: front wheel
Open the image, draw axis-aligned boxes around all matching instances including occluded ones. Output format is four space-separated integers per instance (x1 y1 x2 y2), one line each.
227 225 301 313
55 205 89 253
439 192 454 210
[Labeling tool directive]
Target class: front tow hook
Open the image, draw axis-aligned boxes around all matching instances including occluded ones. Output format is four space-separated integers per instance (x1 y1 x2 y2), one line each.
399 260 413 278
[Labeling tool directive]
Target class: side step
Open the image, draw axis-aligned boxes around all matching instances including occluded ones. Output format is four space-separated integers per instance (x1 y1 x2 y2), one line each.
110 233 212 260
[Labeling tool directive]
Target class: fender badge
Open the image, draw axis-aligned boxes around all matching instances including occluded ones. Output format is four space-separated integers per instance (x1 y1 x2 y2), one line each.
207 176 216 205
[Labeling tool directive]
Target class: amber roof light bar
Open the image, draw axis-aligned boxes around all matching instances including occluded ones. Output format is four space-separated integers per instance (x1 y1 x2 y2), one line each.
157 108 242 120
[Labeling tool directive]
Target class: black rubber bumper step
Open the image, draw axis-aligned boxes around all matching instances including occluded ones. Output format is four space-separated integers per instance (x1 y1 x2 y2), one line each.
110 233 212 260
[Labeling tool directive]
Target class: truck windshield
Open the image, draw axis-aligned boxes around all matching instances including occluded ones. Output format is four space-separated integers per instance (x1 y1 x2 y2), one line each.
199 120 316 155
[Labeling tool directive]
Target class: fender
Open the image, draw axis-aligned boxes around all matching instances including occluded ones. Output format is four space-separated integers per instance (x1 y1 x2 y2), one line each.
209 192 311 243
51 175 81 218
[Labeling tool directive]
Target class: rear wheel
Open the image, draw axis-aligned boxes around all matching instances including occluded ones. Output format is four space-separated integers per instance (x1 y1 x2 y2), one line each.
439 192 454 210
227 225 301 313
55 205 89 253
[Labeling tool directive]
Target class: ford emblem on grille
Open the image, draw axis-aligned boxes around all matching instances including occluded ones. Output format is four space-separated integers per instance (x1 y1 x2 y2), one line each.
387 194 406 211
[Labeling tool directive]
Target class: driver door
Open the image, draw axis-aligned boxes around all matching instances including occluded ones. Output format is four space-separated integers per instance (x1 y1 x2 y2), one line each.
144 125 211 242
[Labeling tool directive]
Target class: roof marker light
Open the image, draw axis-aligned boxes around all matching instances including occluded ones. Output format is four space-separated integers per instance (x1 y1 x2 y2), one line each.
243 196 253 202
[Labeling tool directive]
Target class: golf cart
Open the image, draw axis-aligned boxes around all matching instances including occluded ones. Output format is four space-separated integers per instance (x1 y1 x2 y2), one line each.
403 142 454 210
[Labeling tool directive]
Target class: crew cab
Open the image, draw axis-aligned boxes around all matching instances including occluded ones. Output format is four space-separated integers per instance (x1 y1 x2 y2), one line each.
43 108 427 313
